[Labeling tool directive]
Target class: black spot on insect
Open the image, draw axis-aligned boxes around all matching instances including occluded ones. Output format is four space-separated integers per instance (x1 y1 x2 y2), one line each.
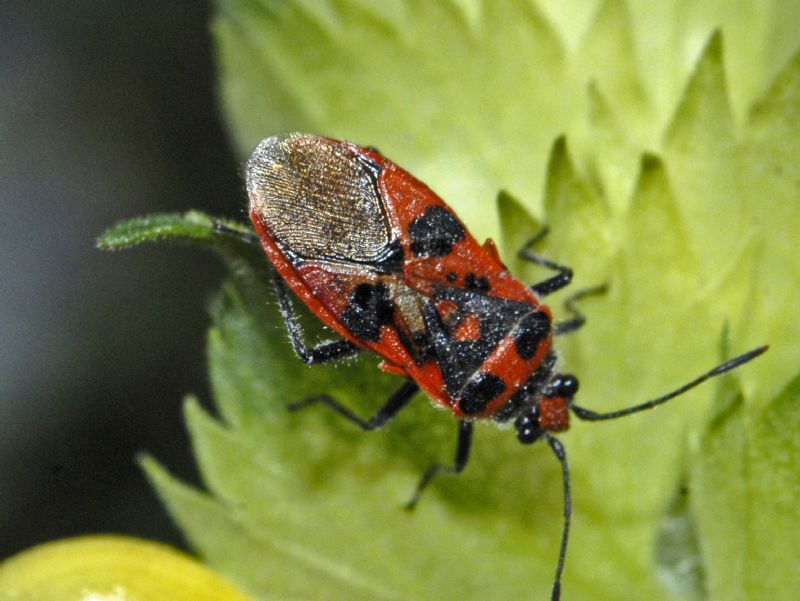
493 386 527 423
428 288 531 396
459 372 506 415
408 206 465 257
341 283 395 342
411 332 437 364
514 311 551 360
465 272 490 292
446 271 458 282
493 352 557 423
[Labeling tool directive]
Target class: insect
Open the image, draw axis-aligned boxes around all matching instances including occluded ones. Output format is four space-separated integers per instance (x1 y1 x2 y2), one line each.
238 133 766 600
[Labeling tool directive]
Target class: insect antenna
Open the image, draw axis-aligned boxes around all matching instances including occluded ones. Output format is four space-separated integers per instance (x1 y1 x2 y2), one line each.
545 434 570 601
571 345 768 421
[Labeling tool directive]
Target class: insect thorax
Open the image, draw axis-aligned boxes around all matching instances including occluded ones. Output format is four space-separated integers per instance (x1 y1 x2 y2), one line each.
492 351 558 423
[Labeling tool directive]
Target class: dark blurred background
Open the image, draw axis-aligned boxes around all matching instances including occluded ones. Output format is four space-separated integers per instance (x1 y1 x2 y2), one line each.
1 2 242 557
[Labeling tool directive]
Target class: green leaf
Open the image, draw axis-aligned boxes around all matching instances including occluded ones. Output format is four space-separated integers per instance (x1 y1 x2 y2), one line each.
151 269 588 600
96 211 257 256
691 369 800 601
96 211 270 278
98 211 223 248
542 136 611 284
126 3 800 601
496 190 543 276
663 31 744 275
739 48 800 403
654 483 706 601
577 0 647 118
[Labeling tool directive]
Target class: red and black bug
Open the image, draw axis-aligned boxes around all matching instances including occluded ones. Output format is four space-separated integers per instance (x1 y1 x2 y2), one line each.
236 133 766 600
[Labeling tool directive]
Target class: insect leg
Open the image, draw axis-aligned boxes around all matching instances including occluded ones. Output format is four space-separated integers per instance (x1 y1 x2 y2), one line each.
273 274 362 364
571 346 768 421
288 380 419 430
519 227 574 297
212 220 261 245
553 284 608 335
545 434 571 601
405 420 473 510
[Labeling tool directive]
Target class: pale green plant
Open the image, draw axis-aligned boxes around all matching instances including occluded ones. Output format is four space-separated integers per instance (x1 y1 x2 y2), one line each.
97 2 800 600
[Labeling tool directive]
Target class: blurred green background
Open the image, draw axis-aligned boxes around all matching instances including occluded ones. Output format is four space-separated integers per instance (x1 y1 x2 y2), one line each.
0 2 238 557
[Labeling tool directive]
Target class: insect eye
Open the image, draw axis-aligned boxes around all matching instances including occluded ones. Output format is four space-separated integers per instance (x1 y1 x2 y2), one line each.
545 374 579 399
557 374 579 398
514 409 542 445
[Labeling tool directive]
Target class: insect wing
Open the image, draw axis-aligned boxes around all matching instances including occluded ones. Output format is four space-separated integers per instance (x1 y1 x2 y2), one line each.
247 134 430 368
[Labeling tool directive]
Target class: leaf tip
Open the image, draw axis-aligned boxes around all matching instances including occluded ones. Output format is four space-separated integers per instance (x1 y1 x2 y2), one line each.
705 28 724 60
629 151 676 214
664 28 733 148
544 134 574 187
138 452 169 486
640 151 663 173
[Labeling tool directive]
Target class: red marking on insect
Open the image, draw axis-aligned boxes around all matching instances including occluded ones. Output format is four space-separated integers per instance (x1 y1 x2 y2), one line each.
436 299 459 324
538 396 570 432
241 133 767 600
452 313 481 342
